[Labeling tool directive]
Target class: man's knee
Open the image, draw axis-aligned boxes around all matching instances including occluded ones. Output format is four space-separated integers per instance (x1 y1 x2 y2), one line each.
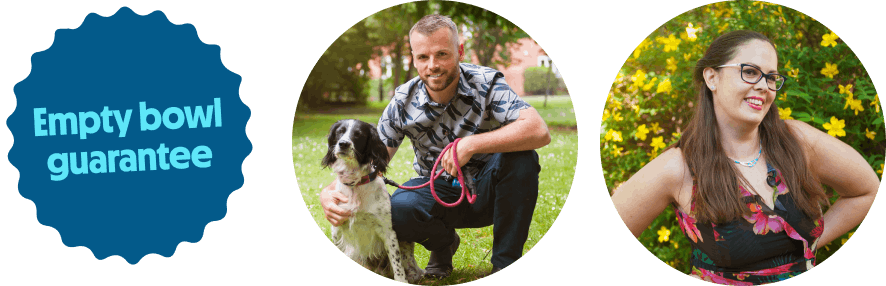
497 150 540 176
390 190 432 235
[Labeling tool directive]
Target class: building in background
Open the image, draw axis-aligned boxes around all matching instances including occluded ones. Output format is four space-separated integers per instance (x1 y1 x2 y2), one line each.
368 37 558 97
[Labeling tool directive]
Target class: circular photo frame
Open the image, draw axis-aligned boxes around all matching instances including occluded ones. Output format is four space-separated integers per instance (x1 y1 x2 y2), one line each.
292 1 577 284
604 1 881 285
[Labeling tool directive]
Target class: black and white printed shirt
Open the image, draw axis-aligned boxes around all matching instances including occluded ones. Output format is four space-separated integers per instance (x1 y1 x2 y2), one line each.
378 63 532 179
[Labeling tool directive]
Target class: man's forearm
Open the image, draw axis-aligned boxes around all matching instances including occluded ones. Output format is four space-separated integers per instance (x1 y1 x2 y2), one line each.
462 108 550 155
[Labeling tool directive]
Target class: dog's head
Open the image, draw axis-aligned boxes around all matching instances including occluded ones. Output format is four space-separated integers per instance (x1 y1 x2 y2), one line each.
321 119 388 173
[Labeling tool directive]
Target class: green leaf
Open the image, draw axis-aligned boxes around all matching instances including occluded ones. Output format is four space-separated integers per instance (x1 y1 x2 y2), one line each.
793 111 812 122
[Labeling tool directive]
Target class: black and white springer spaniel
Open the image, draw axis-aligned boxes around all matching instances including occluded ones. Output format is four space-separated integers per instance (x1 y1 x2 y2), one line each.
322 119 424 283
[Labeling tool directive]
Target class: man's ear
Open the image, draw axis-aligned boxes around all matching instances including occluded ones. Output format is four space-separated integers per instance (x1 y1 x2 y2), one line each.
458 43 465 62
703 67 719 92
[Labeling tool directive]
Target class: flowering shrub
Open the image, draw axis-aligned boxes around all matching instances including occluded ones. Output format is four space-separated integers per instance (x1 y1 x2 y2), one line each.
602 0 882 273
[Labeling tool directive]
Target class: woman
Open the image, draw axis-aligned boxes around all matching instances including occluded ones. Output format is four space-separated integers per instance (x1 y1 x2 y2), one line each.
611 30 878 285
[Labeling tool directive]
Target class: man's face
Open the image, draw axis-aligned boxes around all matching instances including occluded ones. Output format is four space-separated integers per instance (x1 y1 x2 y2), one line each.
410 28 464 93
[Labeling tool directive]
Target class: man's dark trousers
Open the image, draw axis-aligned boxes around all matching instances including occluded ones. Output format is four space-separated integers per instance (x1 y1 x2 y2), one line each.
390 150 540 269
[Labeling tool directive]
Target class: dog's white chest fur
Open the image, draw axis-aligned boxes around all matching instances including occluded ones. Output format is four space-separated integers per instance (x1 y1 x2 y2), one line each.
329 161 423 283
332 178 391 260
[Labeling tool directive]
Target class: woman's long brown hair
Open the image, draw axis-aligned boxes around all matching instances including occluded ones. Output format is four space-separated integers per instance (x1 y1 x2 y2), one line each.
669 30 829 224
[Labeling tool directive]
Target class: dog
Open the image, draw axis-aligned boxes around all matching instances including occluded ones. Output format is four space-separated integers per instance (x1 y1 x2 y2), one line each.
321 119 424 283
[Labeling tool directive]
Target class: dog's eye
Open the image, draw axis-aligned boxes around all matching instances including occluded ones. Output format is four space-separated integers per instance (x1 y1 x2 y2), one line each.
337 128 345 134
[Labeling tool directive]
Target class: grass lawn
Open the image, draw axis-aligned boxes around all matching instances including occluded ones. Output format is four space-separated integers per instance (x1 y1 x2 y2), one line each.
292 94 576 284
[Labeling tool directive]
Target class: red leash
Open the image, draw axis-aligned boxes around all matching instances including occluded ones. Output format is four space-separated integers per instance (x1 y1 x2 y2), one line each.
385 138 476 207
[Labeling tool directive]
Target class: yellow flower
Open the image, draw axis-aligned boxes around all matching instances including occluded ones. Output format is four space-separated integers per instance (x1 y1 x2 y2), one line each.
778 107 794 120
685 23 700 41
666 57 678 73
849 99 864 115
796 31 803 39
647 149 659 160
602 109 611 122
788 68 799 78
714 5 733 18
631 69 647 87
657 226 671 243
672 240 679 249
613 130 623 141
866 128 876 140
651 136 666 151
821 31 839 47
609 97 622 110
657 78 673 94
822 116 846 137
642 77 658 92
611 144 623 157
632 104 640 114
633 38 652 59
650 122 663 134
821 62 839 79
878 164 883 175
613 112 624 121
718 22 729 33
871 94 880 113
672 132 681 139
656 34 681 52
842 232 854 245
839 84 854 97
636 124 650 140
683 53 692 61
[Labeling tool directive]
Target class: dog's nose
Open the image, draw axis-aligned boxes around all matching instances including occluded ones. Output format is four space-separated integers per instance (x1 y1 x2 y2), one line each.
338 141 351 149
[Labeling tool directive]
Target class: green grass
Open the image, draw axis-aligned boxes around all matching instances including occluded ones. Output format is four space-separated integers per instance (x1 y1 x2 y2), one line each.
292 95 576 284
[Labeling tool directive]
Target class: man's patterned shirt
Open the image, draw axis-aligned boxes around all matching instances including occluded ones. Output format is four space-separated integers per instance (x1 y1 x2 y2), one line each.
377 63 532 179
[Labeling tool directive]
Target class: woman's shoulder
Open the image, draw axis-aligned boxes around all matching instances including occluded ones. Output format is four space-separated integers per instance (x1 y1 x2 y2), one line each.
643 147 693 193
783 119 815 140
782 119 825 152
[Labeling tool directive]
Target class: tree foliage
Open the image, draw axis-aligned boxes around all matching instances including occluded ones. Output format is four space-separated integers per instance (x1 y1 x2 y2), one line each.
601 0 882 273
298 21 374 110
523 66 565 95
298 1 527 111
438 1 528 68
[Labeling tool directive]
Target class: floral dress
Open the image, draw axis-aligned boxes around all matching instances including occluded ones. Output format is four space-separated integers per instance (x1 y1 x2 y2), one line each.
674 163 824 285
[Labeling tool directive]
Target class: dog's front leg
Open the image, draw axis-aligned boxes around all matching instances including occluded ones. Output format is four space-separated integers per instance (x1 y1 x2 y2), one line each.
378 207 407 282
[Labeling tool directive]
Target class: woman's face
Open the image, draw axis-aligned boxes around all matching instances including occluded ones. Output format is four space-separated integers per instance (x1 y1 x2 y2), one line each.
708 39 778 127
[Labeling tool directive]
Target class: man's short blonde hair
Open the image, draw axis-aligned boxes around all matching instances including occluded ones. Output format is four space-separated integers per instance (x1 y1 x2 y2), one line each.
409 14 459 49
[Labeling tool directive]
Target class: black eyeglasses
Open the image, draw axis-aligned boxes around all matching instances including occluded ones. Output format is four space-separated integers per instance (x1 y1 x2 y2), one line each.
716 63 787 91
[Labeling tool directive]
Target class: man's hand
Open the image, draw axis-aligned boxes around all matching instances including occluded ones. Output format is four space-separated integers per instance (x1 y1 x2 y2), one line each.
440 137 474 178
320 187 351 226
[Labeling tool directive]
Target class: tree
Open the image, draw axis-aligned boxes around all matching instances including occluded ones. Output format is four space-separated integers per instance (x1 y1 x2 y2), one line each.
439 1 528 68
298 20 374 111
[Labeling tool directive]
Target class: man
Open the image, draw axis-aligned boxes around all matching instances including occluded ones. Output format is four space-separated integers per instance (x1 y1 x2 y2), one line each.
320 14 550 278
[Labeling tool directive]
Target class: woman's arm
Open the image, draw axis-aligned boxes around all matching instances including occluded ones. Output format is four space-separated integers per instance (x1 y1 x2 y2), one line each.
611 148 687 237
786 120 879 248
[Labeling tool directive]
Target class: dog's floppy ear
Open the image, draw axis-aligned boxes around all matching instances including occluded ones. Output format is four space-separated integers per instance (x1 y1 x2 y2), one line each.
321 120 343 168
366 123 389 174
